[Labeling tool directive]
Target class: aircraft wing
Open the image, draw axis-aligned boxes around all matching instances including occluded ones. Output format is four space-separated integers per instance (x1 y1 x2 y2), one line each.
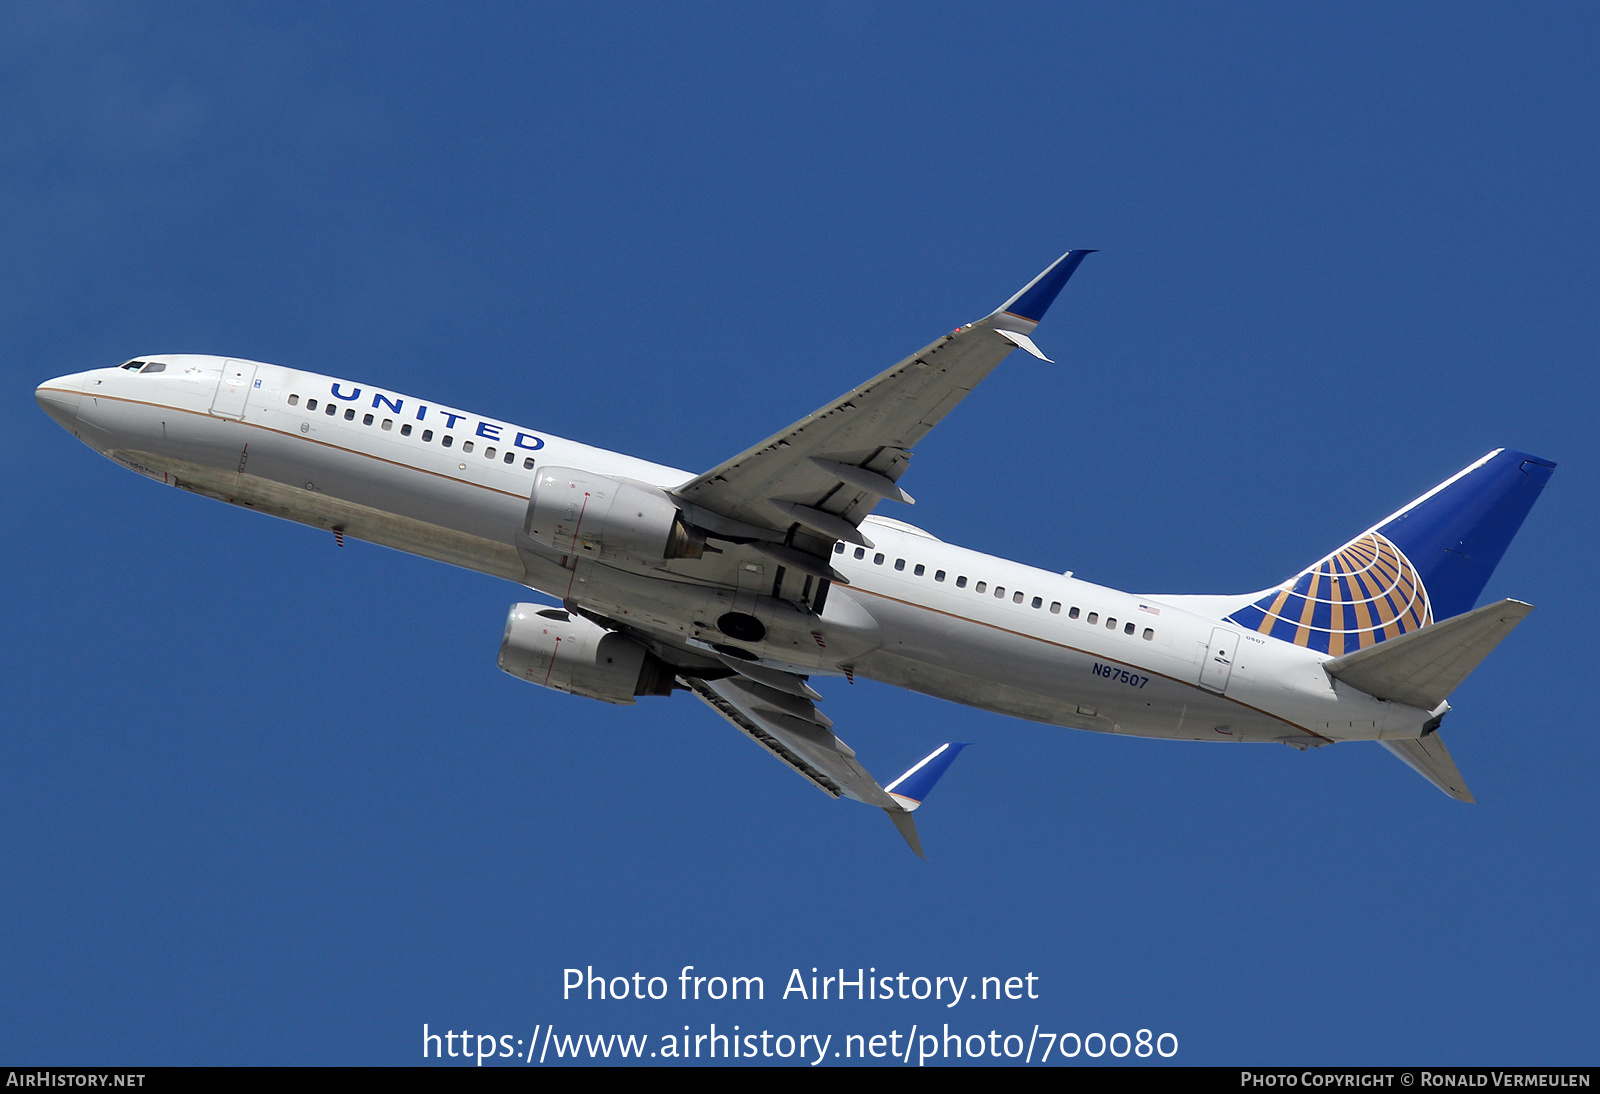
683 669 966 857
672 251 1095 550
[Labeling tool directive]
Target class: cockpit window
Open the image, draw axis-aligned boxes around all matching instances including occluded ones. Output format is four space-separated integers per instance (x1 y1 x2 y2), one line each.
139 362 166 373
120 360 146 370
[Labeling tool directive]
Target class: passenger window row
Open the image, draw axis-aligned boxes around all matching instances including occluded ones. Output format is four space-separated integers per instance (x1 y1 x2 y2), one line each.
834 542 1155 640
286 393 535 468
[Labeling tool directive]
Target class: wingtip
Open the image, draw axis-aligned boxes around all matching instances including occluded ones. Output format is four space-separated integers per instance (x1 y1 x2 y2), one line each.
996 249 1097 325
884 742 968 811
886 808 925 858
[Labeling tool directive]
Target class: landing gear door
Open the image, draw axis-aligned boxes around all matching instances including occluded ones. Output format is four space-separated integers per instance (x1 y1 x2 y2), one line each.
210 360 257 419
1200 627 1240 693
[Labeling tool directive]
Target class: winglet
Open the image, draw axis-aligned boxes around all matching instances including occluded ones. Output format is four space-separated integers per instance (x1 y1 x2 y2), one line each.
884 742 968 812
880 743 967 858
996 250 1097 324
885 809 925 858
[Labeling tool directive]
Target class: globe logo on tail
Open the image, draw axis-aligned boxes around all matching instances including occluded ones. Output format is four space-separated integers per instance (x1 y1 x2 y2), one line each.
1226 532 1432 656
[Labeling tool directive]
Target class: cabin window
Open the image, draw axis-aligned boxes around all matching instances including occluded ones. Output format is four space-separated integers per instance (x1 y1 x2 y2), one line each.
1106 617 1117 630
401 423 412 436
462 441 473 453
873 553 884 565
381 419 392 431
994 586 1005 598
1032 596 1042 609
956 576 967 588
1086 612 1098 624
975 581 986 593
835 543 845 554
344 408 355 420
894 559 905 571
325 404 336 416
306 398 317 411
362 413 374 425
1069 607 1080 619
914 564 925 576
503 451 514 464
422 429 434 442
854 548 866 559
935 570 946 582
442 435 453 447
485 447 496 459
1013 591 1024 603
523 457 535 469
1050 602 1061 614
287 394 300 406
1143 628 1154 640
1124 622 1135 635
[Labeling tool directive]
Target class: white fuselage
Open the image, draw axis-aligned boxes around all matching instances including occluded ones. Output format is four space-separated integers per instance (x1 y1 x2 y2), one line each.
39 356 1433 749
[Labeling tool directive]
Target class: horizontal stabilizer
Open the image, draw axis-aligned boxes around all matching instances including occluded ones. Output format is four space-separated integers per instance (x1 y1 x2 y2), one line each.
1380 734 1475 802
1324 598 1533 709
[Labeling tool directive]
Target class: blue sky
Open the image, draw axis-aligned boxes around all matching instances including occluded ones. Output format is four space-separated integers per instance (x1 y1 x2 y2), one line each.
3 3 1596 1065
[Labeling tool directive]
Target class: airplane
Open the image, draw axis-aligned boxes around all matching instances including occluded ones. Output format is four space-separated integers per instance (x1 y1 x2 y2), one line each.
34 251 1555 856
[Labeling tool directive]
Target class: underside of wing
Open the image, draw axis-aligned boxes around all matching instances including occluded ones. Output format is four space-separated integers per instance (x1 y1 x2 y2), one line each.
672 251 1096 557
687 675 896 808
683 668 968 857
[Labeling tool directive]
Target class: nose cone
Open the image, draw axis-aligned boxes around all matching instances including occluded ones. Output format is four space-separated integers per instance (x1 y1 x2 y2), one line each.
36 376 83 432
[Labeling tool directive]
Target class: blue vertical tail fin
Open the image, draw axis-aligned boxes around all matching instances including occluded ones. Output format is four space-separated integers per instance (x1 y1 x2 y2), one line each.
1227 450 1555 655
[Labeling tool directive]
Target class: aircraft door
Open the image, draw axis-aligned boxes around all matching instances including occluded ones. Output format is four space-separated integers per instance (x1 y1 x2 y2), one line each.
1199 627 1240 693
210 360 257 419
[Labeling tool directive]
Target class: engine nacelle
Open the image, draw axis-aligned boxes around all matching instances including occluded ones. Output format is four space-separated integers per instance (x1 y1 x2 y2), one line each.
524 467 704 562
498 604 674 704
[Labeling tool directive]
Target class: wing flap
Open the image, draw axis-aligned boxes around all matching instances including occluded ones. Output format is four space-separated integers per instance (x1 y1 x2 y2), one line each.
685 675 968 857
686 676 845 799
691 676 897 808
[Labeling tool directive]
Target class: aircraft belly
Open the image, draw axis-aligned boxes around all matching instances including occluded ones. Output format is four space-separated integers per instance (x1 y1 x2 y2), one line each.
855 591 1305 743
556 566 885 670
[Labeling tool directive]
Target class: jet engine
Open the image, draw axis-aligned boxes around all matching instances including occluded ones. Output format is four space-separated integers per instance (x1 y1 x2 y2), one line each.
498 604 675 704
524 467 705 562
